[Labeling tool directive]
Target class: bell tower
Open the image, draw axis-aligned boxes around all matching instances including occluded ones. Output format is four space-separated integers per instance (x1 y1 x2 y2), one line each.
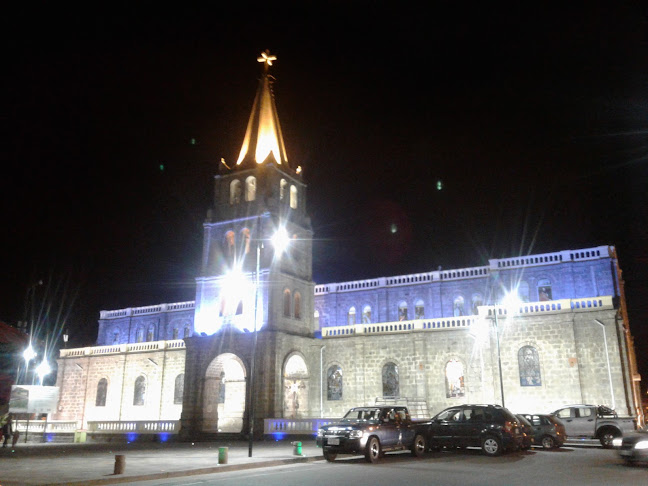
194 51 314 337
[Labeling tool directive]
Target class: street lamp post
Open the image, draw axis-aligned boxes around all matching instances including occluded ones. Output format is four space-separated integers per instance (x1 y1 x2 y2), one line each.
491 293 521 409
594 319 615 410
248 226 289 457
492 308 506 408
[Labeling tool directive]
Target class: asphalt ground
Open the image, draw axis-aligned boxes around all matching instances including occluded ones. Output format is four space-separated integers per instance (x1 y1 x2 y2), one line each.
0 438 323 486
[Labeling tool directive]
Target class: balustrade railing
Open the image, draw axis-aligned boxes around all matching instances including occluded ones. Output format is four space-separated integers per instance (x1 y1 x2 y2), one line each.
60 339 186 358
87 420 179 434
14 420 79 433
264 418 336 435
323 296 614 338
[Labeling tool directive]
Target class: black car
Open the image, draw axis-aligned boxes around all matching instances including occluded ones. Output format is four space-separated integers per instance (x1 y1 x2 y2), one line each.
520 413 566 449
316 406 428 463
427 404 523 456
515 414 534 450
613 427 648 465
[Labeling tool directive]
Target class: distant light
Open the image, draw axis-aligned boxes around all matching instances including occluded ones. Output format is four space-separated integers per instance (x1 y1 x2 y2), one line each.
23 344 36 362
36 360 51 380
436 180 443 191
390 224 397 234
190 138 196 145
159 164 165 171
296 166 302 174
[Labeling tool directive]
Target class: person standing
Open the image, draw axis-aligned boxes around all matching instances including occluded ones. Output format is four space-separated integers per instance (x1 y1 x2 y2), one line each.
1 412 14 447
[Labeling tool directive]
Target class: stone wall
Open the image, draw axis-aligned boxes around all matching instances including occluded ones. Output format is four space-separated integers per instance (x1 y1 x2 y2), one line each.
54 342 186 427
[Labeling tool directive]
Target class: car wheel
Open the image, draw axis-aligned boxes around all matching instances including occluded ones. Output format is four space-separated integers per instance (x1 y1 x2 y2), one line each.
323 448 337 462
482 436 502 456
599 430 619 449
541 435 555 450
365 436 382 463
411 434 426 457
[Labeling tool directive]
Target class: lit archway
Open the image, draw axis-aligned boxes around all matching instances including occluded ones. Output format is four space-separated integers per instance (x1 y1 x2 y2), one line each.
203 353 247 433
283 353 309 418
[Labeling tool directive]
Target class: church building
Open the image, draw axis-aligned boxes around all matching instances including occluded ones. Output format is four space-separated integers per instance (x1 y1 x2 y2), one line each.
53 52 643 439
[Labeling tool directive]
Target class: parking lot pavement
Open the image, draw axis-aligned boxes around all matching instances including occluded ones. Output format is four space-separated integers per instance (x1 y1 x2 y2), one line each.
0 439 323 486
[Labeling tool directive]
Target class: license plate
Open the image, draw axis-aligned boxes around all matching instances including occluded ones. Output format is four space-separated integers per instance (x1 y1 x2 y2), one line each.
327 438 340 445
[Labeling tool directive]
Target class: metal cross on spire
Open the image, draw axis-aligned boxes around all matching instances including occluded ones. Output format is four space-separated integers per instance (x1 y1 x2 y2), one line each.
257 50 277 72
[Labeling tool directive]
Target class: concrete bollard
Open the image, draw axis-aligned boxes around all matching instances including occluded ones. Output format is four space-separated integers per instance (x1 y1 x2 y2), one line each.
291 441 302 455
114 455 126 475
218 447 228 464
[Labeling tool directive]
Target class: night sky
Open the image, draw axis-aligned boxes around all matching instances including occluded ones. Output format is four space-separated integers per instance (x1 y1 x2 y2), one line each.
4 5 647 393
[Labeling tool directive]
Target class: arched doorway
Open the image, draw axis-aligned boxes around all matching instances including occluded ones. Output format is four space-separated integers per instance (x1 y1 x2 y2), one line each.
283 353 309 418
203 353 246 433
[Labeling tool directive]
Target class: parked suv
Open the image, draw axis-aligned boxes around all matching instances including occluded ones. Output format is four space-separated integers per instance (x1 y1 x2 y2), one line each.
427 404 523 456
316 406 428 463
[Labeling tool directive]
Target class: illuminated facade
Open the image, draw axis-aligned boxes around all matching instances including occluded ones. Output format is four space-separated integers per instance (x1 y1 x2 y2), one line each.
53 53 643 437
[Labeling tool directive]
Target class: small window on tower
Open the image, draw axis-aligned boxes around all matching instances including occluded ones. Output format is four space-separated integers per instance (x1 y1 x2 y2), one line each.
290 185 298 209
245 176 256 202
283 289 292 317
280 179 287 200
230 180 242 205
294 292 302 319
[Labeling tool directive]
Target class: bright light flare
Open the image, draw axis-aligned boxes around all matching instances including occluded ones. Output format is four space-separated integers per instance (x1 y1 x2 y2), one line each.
36 360 51 380
23 344 36 362
271 228 290 255
501 293 522 315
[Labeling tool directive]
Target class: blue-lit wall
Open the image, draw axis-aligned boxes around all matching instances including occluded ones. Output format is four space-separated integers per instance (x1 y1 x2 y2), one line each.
97 247 617 344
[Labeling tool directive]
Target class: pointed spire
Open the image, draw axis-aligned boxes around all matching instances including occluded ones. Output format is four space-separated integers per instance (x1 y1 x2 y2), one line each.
236 50 289 168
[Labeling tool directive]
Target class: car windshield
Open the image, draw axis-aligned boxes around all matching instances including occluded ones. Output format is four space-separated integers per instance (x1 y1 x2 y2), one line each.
342 408 381 422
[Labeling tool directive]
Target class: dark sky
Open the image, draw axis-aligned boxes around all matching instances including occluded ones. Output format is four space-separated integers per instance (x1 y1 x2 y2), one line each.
4 5 647 392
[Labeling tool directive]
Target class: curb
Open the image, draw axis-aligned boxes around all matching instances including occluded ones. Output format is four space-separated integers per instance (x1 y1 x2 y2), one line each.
7 454 324 486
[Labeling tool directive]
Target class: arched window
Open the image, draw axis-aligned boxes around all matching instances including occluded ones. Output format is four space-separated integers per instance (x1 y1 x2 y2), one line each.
294 291 302 319
519 281 530 302
172 327 179 340
290 185 298 209
240 228 251 255
183 326 191 338
472 294 483 315
314 310 320 328
347 306 356 325
146 324 155 342
445 359 465 398
453 296 465 316
518 346 542 386
136 327 144 343
174 374 184 404
415 300 425 319
133 375 146 406
398 302 408 321
382 362 399 397
223 231 235 263
112 329 119 344
95 378 107 407
283 289 291 317
327 365 343 400
362 305 372 324
245 176 256 202
280 179 287 200
537 279 552 301
230 180 242 205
